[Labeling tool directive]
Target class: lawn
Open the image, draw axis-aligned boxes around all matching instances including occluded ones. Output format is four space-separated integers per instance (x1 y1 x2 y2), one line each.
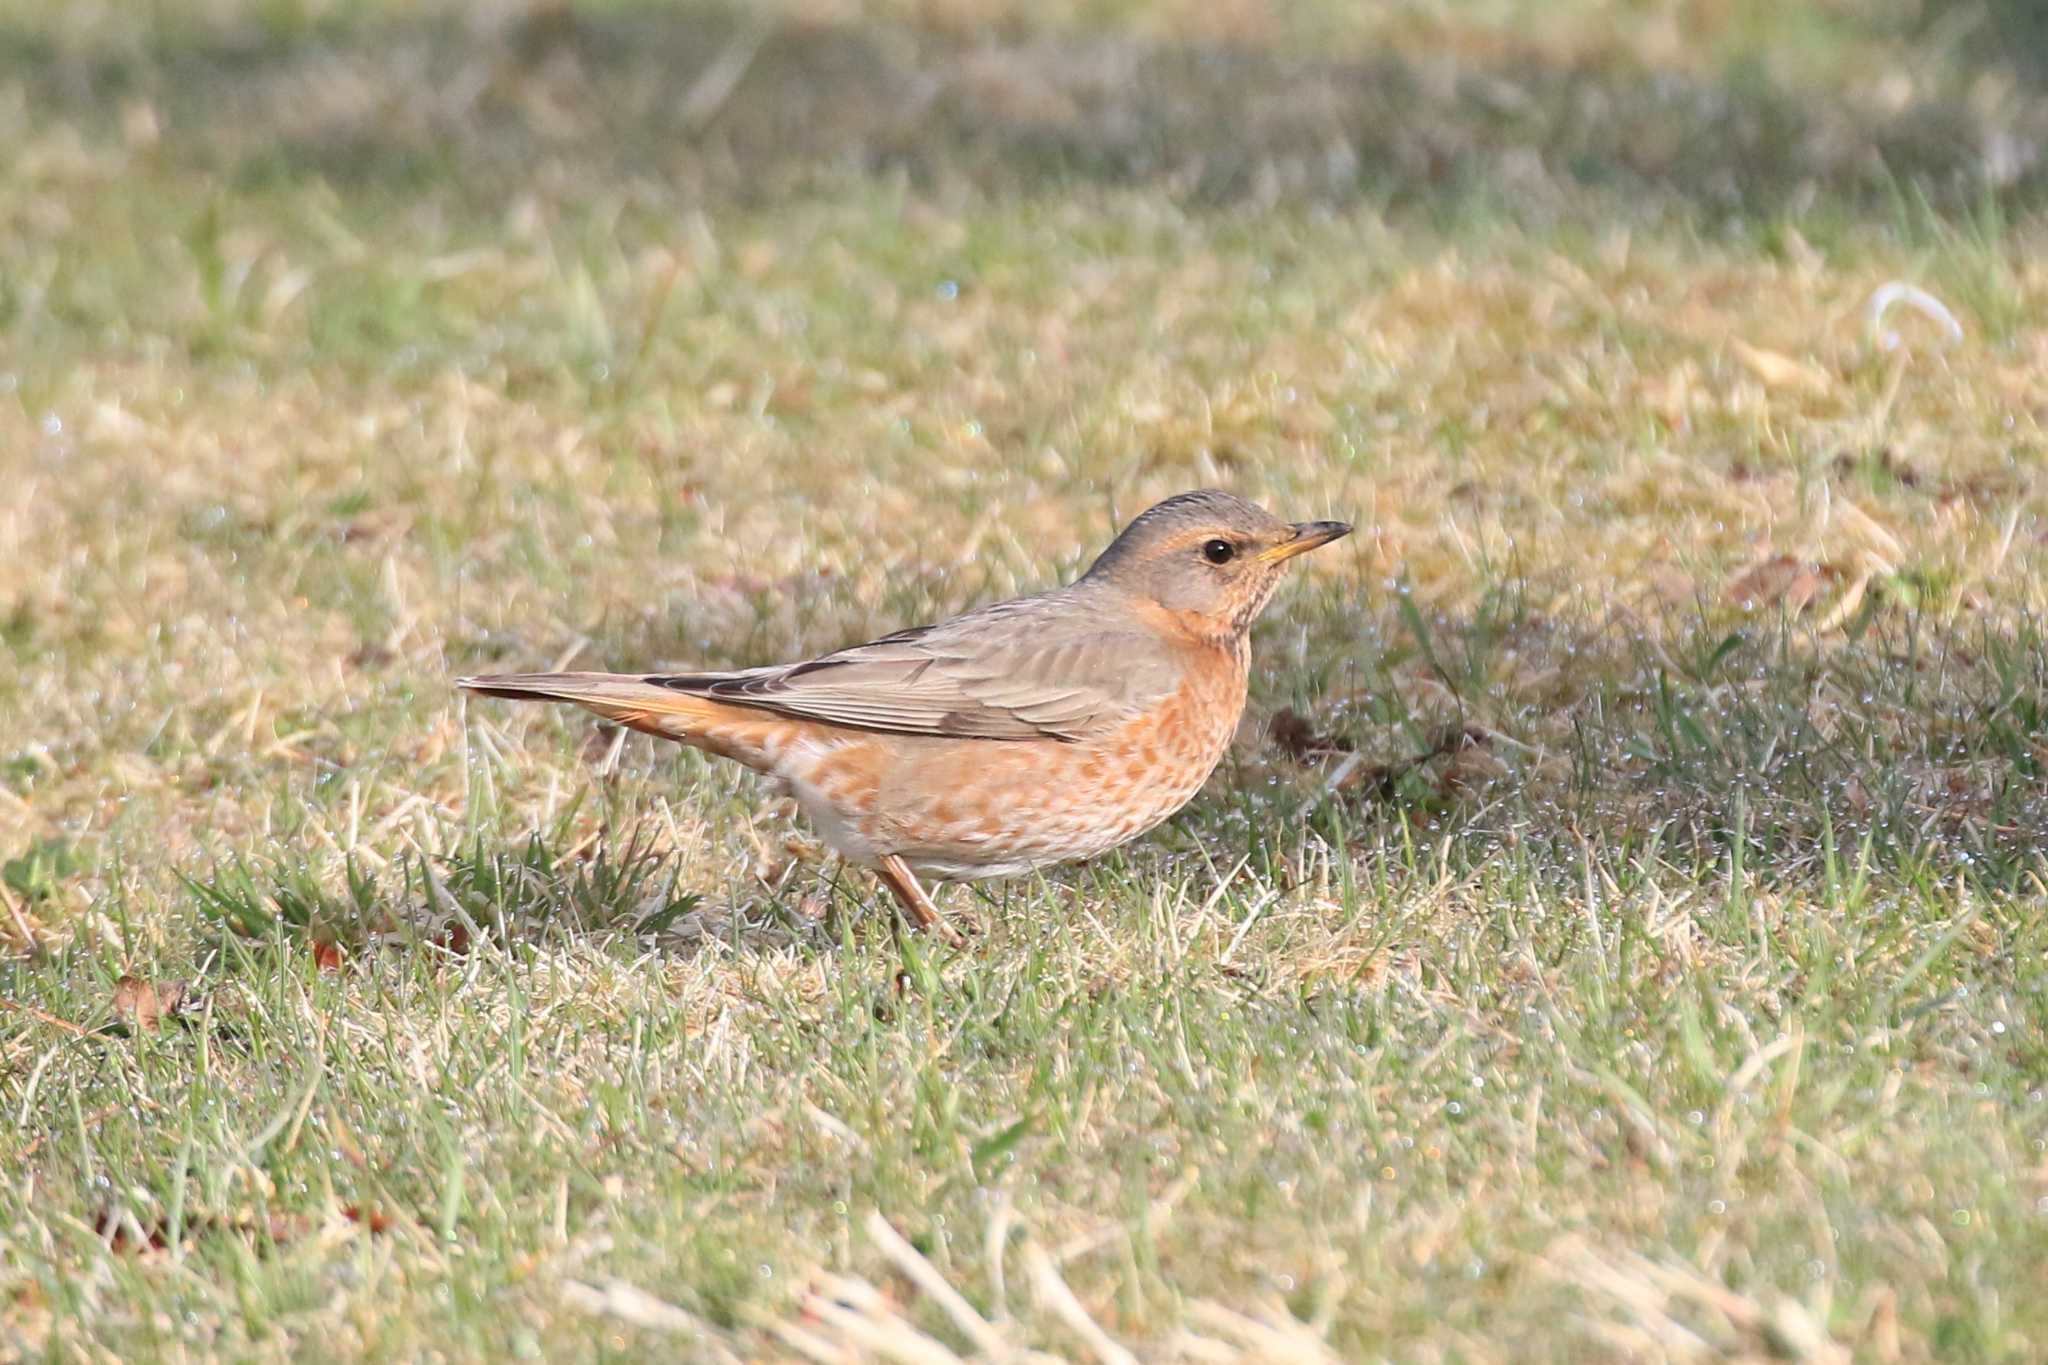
2 0 2046 1359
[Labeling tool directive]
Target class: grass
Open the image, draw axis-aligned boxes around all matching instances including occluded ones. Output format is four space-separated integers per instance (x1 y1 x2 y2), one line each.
2 0 2046 1358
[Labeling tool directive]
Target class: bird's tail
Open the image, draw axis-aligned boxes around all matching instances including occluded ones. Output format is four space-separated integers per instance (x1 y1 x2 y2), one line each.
456 671 776 762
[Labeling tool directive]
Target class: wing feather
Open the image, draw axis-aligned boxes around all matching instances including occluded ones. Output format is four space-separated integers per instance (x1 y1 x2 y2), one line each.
649 592 1177 742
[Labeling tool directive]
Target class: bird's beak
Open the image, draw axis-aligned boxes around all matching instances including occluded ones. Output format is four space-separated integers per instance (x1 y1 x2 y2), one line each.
1257 519 1353 563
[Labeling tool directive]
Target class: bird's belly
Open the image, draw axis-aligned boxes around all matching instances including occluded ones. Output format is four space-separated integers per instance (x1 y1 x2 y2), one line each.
870 673 1244 879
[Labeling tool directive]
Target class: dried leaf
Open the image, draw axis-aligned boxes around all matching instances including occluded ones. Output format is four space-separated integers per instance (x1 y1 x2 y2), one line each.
1725 556 1835 612
95 1207 170 1254
1436 728 1508 796
98 1205 318 1256
110 976 187 1033
1730 339 1831 394
1813 571 1872 633
429 920 473 956
1830 497 1904 564
1268 706 1352 762
1643 563 1696 606
340 1203 393 1234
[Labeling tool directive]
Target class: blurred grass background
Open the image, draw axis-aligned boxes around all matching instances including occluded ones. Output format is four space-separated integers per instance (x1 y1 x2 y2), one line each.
1 1 2045 1360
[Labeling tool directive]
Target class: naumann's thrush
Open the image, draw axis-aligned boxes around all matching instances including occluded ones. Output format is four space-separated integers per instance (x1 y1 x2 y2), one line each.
460 490 1349 940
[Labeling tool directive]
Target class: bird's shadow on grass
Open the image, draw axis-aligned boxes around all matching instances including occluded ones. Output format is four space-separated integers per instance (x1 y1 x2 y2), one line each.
1260 588 2048 894
6 0 2042 221
178 825 852 973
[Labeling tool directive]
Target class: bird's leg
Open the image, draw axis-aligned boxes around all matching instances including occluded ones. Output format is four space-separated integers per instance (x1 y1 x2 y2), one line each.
874 855 965 947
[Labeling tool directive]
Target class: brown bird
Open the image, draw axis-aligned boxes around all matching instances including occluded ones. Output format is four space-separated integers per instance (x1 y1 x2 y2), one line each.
458 490 1349 940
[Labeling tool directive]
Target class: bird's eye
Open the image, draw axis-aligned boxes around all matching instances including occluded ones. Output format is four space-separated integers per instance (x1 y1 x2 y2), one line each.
1202 539 1235 565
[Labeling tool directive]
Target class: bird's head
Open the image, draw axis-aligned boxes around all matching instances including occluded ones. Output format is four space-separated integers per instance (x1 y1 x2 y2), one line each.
1080 489 1351 637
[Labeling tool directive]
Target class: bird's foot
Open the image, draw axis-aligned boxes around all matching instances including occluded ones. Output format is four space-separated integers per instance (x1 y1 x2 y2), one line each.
874 854 976 949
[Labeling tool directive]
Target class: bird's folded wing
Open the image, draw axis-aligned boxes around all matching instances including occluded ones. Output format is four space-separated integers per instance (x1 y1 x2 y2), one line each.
650 610 1180 742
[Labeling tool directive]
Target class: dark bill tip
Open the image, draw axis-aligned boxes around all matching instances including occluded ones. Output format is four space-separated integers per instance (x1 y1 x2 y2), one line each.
1261 519 1352 562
